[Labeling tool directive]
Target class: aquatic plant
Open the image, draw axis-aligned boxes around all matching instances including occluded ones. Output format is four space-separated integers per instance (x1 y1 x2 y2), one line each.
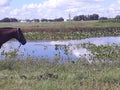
23 26 120 40
1 49 18 59
0 21 120 90
81 43 120 65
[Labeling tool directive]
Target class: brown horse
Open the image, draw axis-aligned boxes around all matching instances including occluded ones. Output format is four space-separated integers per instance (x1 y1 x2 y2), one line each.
0 28 26 48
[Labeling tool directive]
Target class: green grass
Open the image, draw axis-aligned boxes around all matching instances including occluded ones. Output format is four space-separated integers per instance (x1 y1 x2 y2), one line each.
0 21 120 29
0 58 119 90
1 21 120 40
0 44 120 90
24 28 120 40
0 21 120 90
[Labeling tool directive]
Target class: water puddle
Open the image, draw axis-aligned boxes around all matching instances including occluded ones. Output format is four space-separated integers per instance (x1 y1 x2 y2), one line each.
1 36 120 62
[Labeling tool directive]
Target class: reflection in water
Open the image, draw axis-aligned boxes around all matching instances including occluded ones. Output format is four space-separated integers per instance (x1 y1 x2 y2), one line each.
1 36 120 62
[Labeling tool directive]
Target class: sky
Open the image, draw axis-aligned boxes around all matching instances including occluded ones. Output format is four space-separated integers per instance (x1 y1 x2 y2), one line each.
0 0 120 20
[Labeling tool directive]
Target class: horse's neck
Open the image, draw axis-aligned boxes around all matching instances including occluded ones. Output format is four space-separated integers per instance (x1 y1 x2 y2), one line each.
1 34 13 43
0 30 16 48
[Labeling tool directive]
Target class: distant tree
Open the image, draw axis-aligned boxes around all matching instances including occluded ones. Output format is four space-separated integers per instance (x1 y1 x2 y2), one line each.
73 16 80 21
0 17 10 22
41 18 48 22
99 17 108 20
88 14 99 20
93 14 99 20
59 17 64 21
48 19 54 22
54 17 64 22
25 19 31 22
10 18 18 22
33 19 40 22
79 15 86 20
73 14 99 21
115 15 120 19
0 17 18 22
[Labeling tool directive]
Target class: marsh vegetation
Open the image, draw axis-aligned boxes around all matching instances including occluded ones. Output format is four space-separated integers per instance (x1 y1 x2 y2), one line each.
0 21 120 90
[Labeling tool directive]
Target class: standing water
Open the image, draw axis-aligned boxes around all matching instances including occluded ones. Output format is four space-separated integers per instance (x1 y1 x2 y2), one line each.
0 36 120 62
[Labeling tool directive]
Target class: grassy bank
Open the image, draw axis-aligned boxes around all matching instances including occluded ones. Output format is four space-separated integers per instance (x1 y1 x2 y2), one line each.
0 21 120 30
21 21 120 40
0 57 119 90
0 21 120 40
0 44 120 90
24 27 120 40
0 21 120 90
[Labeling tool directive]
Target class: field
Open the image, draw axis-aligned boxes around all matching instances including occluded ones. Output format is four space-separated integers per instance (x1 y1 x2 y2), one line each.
1 21 120 40
0 21 120 90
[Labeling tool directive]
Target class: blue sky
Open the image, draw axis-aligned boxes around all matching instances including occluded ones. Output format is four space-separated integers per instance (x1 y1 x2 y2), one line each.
0 0 120 20
10 0 44 8
10 0 115 9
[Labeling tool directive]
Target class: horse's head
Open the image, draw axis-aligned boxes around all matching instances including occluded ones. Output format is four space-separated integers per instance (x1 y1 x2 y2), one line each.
16 28 26 45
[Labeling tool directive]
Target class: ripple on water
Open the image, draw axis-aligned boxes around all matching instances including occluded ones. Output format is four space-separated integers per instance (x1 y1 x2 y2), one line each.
1 36 120 62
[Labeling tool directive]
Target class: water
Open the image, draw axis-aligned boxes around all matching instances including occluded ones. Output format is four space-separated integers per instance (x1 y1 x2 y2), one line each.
1 36 120 61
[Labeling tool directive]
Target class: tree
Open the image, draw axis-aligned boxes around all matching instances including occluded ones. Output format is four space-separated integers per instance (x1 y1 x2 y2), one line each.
10 18 18 22
41 19 48 22
88 14 99 20
99 17 108 20
54 17 64 22
33 19 40 22
73 16 80 21
0 17 10 22
115 15 120 19
79 15 86 20
0 17 18 22
92 14 99 20
73 14 99 21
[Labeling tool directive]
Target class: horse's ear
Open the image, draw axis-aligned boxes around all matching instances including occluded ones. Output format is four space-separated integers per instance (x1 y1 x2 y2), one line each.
17 28 20 30
17 28 21 31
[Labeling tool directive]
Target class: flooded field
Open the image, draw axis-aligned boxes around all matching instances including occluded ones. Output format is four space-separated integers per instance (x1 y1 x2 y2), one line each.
0 36 120 62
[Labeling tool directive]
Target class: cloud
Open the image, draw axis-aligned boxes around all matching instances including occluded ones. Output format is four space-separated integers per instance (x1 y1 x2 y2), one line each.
0 0 12 7
0 0 120 19
10 0 103 19
0 0 12 18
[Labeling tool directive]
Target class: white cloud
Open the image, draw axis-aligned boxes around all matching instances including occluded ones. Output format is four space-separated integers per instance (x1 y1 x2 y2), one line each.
0 0 12 18
0 0 120 19
0 0 12 6
10 0 99 19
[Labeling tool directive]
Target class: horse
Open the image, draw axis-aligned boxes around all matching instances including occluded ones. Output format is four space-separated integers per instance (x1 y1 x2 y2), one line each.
0 27 27 48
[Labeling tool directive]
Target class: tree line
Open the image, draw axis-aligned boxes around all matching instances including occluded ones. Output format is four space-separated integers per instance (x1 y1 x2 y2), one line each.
0 17 64 22
73 14 99 21
1 14 120 22
0 17 18 22
41 17 64 22
73 14 120 21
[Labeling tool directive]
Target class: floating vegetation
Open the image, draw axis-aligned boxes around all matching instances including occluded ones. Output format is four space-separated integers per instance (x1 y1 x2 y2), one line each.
24 26 120 40
81 43 120 65
0 21 120 90
1 38 120 65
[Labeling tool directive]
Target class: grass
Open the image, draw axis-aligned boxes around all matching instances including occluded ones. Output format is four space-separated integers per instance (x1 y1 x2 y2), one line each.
0 44 120 90
1 21 120 40
0 21 120 90
24 28 120 40
0 21 120 29
0 58 119 90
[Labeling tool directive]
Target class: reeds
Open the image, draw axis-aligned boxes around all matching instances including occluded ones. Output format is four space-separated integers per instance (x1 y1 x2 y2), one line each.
0 56 119 90
0 21 120 89
0 43 120 90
